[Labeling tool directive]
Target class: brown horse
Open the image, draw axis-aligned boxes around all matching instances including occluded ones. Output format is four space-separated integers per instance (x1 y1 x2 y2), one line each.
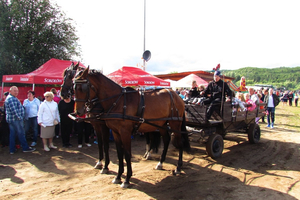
61 63 110 173
73 67 187 188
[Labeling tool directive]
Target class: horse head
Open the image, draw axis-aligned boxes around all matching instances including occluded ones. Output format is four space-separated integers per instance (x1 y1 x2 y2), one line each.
61 62 85 99
73 66 93 116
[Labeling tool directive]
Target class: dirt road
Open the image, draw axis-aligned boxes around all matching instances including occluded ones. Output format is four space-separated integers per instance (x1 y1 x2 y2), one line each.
1 125 300 199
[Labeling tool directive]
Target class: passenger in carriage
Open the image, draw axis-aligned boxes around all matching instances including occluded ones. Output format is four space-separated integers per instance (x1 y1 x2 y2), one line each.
200 70 232 121
189 80 199 98
232 92 247 112
183 81 199 103
191 84 206 104
248 87 260 105
244 93 256 111
178 89 186 99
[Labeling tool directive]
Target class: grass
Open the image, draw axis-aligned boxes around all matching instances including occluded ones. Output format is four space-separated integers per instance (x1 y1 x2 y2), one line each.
274 103 300 132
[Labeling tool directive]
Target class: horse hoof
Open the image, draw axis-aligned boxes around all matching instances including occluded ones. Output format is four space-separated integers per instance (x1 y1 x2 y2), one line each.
143 152 148 158
112 177 122 184
146 153 151 160
121 182 130 188
155 162 163 170
94 161 103 169
100 168 109 174
174 168 181 175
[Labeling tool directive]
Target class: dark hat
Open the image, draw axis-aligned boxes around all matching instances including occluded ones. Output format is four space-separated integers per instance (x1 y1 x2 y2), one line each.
214 70 221 76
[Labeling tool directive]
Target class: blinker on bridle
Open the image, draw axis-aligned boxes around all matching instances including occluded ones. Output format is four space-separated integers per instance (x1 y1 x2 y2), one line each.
73 78 99 112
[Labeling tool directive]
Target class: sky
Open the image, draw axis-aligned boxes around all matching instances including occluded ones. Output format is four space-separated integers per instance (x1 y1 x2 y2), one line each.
51 0 300 75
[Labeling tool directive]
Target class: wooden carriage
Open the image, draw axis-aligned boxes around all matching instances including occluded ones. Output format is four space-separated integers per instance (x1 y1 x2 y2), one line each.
184 101 266 158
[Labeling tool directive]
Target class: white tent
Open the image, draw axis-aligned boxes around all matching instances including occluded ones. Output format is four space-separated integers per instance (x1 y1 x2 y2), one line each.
173 74 208 88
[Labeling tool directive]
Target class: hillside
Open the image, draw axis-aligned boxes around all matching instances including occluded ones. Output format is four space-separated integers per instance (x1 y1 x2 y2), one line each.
220 66 300 90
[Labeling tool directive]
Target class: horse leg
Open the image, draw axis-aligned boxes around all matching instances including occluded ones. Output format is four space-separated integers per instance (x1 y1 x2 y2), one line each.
145 131 161 160
174 147 183 175
121 136 132 188
143 132 151 159
112 133 124 185
93 124 104 170
173 118 188 175
152 131 161 153
101 125 110 174
155 129 170 170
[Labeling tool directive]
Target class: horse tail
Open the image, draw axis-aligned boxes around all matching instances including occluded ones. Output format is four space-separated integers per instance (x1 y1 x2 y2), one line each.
181 114 191 152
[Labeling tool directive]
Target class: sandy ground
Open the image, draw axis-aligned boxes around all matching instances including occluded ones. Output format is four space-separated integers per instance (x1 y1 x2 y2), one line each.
1 123 300 200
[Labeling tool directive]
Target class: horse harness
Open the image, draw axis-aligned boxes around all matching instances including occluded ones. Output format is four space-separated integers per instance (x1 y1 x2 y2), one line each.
73 77 183 132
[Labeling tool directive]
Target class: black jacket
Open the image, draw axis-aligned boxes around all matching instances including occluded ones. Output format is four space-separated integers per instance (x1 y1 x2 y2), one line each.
264 94 279 108
189 87 199 98
203 79 232 100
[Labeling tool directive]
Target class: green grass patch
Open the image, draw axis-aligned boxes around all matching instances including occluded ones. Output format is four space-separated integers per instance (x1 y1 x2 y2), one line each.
275 104 300 132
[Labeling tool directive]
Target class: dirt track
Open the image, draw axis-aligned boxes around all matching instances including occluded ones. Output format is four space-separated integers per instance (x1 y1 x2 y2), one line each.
1 125 300 200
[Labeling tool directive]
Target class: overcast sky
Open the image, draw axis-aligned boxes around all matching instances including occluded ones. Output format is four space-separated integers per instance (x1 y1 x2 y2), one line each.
52 0 300 75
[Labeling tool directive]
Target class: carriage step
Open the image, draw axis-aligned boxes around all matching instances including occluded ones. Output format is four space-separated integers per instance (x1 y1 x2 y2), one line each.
208 120 223 124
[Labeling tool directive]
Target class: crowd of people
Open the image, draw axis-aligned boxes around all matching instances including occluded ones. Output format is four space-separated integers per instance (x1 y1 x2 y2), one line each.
0 86 95 154
175 71 299 128
1 76 299 154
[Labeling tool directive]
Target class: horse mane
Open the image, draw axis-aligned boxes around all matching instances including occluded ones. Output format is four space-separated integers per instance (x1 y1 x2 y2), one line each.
63 62 86 78
82 69 122 89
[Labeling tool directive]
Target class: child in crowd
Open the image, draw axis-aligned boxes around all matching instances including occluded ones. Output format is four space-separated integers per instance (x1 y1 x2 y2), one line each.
232 92 247 112
244 93 256 111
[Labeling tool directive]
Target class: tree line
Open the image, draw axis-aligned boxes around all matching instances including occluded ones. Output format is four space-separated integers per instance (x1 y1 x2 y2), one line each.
0 0 80 81
222 66 300 91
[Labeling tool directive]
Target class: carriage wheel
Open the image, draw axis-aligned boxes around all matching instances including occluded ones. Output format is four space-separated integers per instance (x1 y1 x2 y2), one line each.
248 123 260 144
206 134 224 159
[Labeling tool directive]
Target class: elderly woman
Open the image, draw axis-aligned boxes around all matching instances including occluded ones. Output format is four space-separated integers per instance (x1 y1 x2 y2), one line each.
37 92 60 151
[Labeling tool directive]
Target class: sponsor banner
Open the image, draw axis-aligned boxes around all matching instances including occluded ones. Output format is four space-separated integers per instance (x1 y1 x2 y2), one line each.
160 82 170 86
20 77 29 81
5 77 13 81
144 81 155 85
43 78 63 84
125 80 138 85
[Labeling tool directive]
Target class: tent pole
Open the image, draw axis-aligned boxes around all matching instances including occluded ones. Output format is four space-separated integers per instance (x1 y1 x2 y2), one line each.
32 84 35 91
143 0 146 71
1 82 4 100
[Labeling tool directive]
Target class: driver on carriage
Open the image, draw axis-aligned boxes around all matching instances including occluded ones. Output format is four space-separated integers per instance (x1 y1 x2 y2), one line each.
200 70 232 121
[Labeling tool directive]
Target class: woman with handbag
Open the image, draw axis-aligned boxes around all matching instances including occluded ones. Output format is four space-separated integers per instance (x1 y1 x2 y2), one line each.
37 92 60 151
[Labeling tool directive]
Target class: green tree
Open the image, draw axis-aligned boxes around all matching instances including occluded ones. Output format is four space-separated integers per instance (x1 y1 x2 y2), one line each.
0 0 80 79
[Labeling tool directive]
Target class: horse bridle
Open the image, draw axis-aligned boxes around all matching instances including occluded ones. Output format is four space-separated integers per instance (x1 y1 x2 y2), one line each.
73 77 101 112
